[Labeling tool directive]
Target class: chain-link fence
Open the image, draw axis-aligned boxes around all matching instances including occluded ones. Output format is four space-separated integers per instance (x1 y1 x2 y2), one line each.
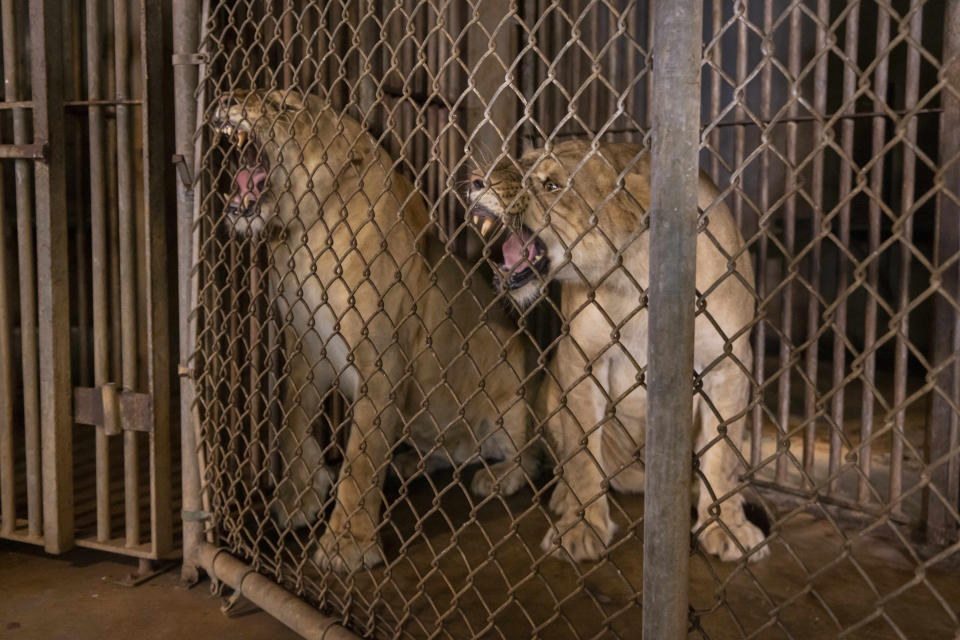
176 0 960 637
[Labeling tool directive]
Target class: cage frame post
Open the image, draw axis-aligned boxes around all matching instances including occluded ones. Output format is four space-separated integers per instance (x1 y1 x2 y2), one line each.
642 0 703 636
927 0 960 547
173 0 204 582
30 0 74 555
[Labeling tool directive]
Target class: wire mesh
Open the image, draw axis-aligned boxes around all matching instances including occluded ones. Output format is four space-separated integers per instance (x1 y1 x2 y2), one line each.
189 1 960 638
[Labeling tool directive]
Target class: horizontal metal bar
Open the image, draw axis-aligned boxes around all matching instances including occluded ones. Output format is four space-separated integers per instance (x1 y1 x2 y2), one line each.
524 107 945 140
0 143 46 159
751 479 916 527
64 99 143 108
0 99 143 111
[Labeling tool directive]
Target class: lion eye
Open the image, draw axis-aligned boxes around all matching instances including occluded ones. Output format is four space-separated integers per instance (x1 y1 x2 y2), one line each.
543 180 561 192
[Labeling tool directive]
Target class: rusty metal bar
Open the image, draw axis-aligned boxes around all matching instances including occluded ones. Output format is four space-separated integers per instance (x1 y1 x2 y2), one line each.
890 0 924 516
830 0 859 493
642 0 701 635
732 2 747 231
709 0 721 180
173 0 204 580
775 2 801 487
31 0 74 553
751 0 773 467
86 0 111 544
927 0 960 546
859 0 892 504
0 143 46 159
0 166 12 535
197 542 361 640
803 0 828 479
140 0 173 559
4 0 41 540
114 0 140 548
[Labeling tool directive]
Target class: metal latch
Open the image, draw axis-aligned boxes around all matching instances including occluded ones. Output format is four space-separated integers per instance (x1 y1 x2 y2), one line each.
171 52 208 66
74 384 154 434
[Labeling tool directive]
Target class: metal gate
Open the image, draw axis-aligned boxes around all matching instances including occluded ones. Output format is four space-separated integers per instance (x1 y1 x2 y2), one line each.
175 0 960 638
0 0 176 564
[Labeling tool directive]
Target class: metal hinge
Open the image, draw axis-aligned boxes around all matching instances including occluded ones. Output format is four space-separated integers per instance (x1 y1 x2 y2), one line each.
172 153 195 189
74 384 153 434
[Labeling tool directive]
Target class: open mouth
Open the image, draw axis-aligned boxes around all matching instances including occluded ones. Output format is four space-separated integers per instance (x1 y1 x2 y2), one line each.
471 207 549 290
214 119 269 218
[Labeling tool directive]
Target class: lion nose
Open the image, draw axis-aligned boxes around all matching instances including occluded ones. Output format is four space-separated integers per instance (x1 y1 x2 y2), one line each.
470 172 485 191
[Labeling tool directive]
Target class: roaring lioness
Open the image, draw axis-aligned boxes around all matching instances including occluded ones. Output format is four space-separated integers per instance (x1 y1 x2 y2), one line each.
466 140 769 563
213 90 537 571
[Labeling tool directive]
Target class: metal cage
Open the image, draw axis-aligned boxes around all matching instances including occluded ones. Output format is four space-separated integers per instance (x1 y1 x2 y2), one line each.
0 0 176 567
173 0 960 638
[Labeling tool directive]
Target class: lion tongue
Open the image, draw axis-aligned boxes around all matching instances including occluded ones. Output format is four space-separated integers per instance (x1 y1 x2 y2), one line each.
502 231 536 270
232 167 267 203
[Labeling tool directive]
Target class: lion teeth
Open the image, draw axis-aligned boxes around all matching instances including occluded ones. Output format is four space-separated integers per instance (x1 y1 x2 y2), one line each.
237 130 247 147
480 218 494 236
472 214 481 226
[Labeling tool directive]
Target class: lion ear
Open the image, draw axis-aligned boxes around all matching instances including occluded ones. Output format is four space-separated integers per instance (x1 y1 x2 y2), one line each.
281 90 305 109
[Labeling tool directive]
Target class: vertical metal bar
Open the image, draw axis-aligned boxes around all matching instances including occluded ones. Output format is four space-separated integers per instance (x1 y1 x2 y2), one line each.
282 0 294 88
642 0 701 635
831 0 858 498
114 0 140 547
733 3 747 231
890 0 923 516
803 0 828 478
173 0 204 578
31 0 74 553
70 1 90 389
859 0 892 503
927 0 960 546
751 0 773 468
140 0 172 558
356 0 376 120
466 0 515 160
86 0 111 544
3 0 41 539
0 167 13 535
709 0 722 180
775 3 801 486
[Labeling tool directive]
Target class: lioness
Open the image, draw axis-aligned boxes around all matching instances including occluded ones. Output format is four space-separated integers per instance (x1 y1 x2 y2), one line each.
467 140 769 563
213 90 537 571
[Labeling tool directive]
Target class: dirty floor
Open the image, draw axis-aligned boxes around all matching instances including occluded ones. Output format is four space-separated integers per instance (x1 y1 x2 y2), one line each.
0 541 298 640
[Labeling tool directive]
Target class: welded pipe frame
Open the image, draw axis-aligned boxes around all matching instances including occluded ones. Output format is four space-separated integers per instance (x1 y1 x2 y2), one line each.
196 542 360 640
642 0 702 637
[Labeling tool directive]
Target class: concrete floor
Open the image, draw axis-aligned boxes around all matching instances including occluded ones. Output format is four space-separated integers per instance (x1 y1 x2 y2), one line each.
0 541 299 640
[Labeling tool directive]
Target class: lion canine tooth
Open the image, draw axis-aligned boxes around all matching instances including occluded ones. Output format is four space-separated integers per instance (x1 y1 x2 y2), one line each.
237 130 247 147
480 218 494 236
472 214 482 226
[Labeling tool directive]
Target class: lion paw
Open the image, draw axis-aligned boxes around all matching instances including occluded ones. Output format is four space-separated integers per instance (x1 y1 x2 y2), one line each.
540 516 616 562
269 478 328 530
313 530 384 573
471 460 526 497
698 520 769 563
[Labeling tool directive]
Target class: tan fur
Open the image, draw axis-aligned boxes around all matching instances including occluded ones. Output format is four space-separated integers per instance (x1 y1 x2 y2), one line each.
215 90 537 571
470 140 768 563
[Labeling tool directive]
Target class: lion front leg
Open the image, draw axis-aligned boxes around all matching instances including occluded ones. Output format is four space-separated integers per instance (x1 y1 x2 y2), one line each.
470 393 537 498
694 358 769 562
540 378 616 562
271 328 334 529
314 364 399 572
